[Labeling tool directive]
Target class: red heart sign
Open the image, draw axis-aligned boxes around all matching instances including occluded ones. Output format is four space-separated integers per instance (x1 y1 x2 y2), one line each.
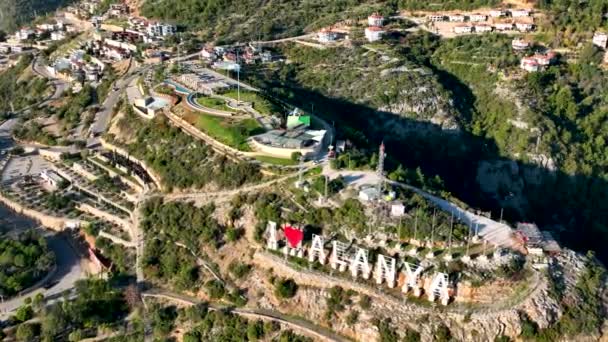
284 225 303 248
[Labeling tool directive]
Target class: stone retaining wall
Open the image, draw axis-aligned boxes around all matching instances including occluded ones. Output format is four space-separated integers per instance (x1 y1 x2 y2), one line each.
77 203 131 231
0 192 82 231
87 157 144 193
99 139 163 190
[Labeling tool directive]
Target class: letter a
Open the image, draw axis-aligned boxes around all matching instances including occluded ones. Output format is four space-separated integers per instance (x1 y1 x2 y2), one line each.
308 234 326 264
375 254 396 288
428 272 450 305
350 247 371 279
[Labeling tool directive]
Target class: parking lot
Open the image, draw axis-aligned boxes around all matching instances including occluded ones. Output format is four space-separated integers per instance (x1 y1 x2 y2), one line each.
1 154 54 183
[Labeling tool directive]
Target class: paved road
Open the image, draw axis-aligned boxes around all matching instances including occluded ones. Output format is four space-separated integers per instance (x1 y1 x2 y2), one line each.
142 289 348 342
161 170 301 202
0 229 84 318
89 73 137 139
31 55 68 107
321 164 519 249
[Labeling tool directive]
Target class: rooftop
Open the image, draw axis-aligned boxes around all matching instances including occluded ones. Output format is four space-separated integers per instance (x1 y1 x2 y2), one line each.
254 129 326 149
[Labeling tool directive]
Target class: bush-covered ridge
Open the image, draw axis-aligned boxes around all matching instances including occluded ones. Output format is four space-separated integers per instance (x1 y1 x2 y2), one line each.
0 0 73 32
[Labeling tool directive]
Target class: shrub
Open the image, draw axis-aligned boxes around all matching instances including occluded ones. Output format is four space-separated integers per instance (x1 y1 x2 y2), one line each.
274 278 298 299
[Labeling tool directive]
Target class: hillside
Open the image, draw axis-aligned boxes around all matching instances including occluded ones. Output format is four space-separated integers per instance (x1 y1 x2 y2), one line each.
0 0 73 32
241 26 608 265
141 0 396 43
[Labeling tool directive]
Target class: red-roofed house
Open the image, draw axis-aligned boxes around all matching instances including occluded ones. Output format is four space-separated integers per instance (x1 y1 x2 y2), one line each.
318 27 339 43
365 26 385 42
368 13 385 27
512 38 530 50
520 57 539 72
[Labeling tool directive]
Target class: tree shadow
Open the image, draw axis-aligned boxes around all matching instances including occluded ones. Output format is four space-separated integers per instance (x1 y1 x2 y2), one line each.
247 77 608 263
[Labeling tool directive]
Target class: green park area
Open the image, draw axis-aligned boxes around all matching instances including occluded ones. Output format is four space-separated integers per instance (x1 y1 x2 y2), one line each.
254 155 298 166
195 95 235 112
195 115 264 151
221 90 280 116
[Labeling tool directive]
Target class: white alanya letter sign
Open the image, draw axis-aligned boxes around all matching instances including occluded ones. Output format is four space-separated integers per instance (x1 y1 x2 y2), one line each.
402 262 424 296
350 247 371 279
308 234 326 264
375 254 396 288
266 221 278 250
428 272 450 305
330 241 349 272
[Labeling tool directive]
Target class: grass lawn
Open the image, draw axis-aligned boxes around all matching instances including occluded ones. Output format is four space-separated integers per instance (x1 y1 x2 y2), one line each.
195 95 234 112
221 90 279 116
254 155 298 166
196 115 264 151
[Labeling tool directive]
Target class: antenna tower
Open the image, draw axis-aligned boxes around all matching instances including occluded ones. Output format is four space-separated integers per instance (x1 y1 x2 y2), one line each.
376 142 385 194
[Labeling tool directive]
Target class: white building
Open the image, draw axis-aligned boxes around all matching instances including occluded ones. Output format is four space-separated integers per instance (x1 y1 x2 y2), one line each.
51 31 66 41
201 47 216 60
495 23 514 31
428 15 445 22
147 22 176 37
368 13 385 27
16 28 35 41
40 170 64 188
510 9 530 18
364 26 385 42
359 187 380 202
520 57 539 72
520 52 556 72
448 15 466 22
318 28 339 43
474 25 492 33
489 10 506 18
593 32 608 49
453 25 473 34
390 202 405 217
515 22 535 32
512 38 530 50
468 14 487 22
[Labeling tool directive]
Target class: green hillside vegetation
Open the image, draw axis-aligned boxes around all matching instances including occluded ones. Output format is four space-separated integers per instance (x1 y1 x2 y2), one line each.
195 95 234 112
248 41 457 126
140 0 398 43
220 89 281 116
108 107 262 191
141 200 223 290
0 55 50 113
0 0 73 32
536 0 608 47
195 115 263 151
241 31 608 262
0 231 54 296
400 0 500 11
8 279 129 341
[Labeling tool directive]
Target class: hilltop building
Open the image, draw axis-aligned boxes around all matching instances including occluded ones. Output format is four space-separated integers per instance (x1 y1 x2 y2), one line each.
147 22 176 37
468 14 487 22
489 9 506 18
365 26 385 42
593 32 608 49
453 25 473 34
286 108 311 129
510 9 530 18
368 13 385 27
520 51 556 72
251 128 328 159
318 28 339 43
512 38 530 50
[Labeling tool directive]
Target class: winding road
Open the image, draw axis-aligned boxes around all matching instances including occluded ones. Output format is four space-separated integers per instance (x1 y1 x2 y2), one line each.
142 289 348 342
0 228 84 319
